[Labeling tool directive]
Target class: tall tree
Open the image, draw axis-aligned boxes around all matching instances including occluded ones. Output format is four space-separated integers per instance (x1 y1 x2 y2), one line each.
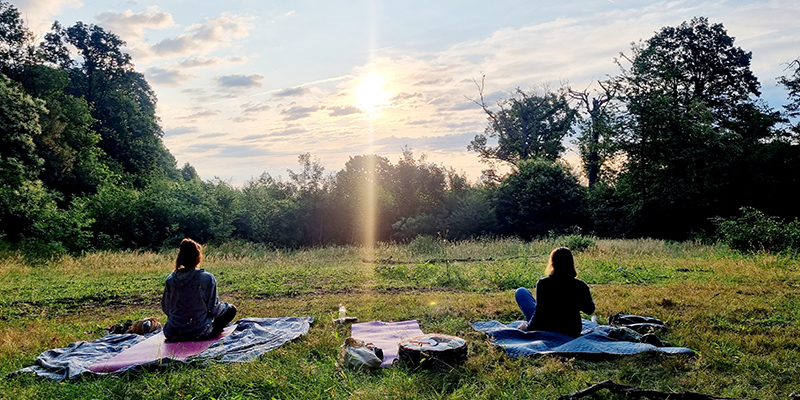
469 77 577 166
779 58 800 136
570 82 618 188
41 22 177 185
0 73 44 189
611 17 779 238
0 1 34 74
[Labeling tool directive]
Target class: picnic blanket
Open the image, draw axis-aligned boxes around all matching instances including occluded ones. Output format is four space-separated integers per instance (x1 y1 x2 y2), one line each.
350 320 425 367
471 319 694 358
88 325 238 373
13 317 313 381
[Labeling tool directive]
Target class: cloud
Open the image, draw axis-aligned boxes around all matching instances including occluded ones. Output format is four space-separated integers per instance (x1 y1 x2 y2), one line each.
446 100 483 111
273 87 310 97
149 12 253 58
164 126 198 137
392 92 424 101
242 128 307 141
146 67 196 86
241 134 270 141
95 6 175 42
184 143 221 153
232 116 256 123
373 132 477 153
241 101 271 113
217 74 264 88
272 127 308 137
179 55 248 69
198 133 228 139
280 105 320 121
214 145 271 158
11 0 82 34
413 77 453 86
328 105 361 117
405 119 437 126
179 108 220 119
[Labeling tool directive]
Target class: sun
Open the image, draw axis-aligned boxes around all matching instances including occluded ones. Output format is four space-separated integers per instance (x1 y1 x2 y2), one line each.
355 72 389 117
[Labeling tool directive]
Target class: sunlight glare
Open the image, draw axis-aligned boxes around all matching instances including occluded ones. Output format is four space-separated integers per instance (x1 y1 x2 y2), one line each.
355 72 389 117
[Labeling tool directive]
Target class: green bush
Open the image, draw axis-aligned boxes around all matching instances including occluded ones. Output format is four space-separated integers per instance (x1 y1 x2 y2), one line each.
558 234 596 252
713 207 800 253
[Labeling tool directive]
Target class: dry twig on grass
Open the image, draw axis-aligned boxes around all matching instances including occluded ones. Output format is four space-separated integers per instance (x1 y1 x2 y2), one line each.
559 380 759 400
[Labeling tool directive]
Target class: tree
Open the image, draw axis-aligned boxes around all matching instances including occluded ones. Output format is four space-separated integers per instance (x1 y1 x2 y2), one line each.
0 1 34 73
389 149 448 240
14 64 112 198
328 155 396 244
609 17 779 238
779 58 800 136
570 82 618 188
494 158 586 239
469 77 577 166
0 73 44 188
40 21 177 185
618 17 760 121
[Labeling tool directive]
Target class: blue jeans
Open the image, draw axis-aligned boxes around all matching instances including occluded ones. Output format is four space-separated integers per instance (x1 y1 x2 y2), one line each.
515 287 537 323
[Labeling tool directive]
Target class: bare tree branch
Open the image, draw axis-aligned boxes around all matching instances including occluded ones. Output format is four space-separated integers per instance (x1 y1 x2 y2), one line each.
560 380 759 400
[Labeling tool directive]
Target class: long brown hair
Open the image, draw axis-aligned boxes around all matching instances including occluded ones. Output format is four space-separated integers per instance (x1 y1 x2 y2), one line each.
175 238 203 270
544 247 577 278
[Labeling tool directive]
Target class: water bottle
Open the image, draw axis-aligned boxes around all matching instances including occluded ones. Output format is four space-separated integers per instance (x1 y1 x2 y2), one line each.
339 304 346 320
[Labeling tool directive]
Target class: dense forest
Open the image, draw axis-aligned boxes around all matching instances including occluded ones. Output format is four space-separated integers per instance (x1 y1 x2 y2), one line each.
1 1 799 255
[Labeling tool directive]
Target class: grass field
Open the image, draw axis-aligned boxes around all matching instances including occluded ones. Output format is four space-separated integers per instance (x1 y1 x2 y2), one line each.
1 237 798 399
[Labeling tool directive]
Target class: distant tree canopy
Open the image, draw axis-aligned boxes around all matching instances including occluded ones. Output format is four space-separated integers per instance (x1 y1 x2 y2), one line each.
0 1 798 255
603 16 792 238
780 58 800 136
41 21 177 185
469 83 577 165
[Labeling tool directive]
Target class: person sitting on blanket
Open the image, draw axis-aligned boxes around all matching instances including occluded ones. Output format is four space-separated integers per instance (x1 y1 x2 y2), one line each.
515 247 595 337
162 238 237 342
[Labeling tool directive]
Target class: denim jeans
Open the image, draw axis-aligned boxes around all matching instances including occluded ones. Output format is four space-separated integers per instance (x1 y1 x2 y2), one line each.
515 287 537 323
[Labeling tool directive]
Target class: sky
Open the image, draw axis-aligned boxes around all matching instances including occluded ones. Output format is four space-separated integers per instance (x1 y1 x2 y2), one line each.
9 0 800 184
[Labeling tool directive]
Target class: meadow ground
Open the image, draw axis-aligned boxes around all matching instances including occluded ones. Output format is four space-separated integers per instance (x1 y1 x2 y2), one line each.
0 237 798 399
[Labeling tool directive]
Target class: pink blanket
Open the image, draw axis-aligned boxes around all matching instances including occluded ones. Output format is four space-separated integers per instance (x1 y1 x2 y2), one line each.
88 326 236 373
350 320 424 367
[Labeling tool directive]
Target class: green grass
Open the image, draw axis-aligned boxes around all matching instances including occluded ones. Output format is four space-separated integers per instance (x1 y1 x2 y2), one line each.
1 238 799 399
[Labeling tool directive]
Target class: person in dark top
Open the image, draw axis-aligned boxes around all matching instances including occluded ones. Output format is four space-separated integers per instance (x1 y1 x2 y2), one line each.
162 238 237 341
515 247 595 337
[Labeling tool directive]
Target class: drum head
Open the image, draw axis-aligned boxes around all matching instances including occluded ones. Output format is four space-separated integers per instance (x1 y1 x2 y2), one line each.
397 334 467 369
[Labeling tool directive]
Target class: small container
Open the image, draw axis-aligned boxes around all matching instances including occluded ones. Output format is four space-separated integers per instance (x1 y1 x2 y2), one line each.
339 304 346 319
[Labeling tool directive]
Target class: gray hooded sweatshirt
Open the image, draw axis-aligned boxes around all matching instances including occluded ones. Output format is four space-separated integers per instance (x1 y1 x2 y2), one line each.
161 268 224 340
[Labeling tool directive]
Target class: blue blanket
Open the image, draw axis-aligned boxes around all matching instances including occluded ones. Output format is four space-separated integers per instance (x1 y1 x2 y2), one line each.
471 319 694 358
12 317 313 381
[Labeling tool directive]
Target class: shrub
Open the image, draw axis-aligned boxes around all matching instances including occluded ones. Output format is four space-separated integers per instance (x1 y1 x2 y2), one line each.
713 207 800 253
559 234 596 252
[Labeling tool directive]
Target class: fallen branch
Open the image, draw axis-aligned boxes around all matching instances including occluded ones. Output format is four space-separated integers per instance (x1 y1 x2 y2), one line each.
559 380 758 400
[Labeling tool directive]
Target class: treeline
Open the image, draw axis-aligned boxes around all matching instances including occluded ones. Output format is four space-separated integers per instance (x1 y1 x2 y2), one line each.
1 2 799 255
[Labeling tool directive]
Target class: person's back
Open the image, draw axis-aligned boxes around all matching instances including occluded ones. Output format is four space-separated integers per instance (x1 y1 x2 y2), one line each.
515 247 595 338
530 275 594 337
162 267 219 339
161 238 237 342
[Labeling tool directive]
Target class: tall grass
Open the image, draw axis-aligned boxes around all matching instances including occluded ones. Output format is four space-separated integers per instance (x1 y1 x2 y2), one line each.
1 238 798 399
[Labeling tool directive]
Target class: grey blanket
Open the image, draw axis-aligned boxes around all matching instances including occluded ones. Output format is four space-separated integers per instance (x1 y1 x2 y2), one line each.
12 316 313 381
471 319 694 358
